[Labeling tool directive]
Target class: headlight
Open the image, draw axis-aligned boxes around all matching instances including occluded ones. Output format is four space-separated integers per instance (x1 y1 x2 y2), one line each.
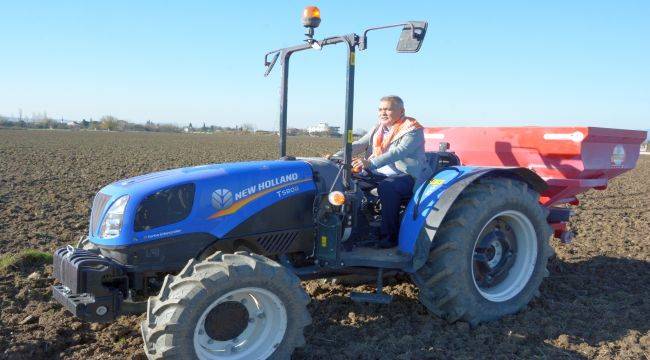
99 195 129 239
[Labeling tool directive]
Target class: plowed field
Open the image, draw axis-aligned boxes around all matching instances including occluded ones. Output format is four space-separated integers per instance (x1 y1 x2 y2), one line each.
1 129 648 359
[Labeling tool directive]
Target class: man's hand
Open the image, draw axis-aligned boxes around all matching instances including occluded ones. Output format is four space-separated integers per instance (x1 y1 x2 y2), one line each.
351 158 371 172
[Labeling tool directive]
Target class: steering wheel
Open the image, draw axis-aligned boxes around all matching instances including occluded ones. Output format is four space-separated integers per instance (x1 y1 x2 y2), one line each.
352 170 386 184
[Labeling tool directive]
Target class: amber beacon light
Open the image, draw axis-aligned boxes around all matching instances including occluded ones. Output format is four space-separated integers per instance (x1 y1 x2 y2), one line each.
302 6 321 28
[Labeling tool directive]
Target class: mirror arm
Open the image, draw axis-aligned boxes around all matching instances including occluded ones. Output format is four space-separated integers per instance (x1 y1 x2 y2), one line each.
359 22 415 51
264 36 348 76
264 51 281 77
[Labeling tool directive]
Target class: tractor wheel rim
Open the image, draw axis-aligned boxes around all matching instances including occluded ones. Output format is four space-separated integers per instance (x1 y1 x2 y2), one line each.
193 287 288 360
471 210 537 302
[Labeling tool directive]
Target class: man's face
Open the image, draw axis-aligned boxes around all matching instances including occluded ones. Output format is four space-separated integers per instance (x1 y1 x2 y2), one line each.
378 100 404 127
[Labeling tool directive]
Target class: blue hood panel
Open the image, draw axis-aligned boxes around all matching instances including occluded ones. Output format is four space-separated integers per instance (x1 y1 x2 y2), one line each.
91 160 316 246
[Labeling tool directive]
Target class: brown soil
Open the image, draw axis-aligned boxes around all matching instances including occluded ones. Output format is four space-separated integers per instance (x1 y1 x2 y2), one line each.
1 129 648 359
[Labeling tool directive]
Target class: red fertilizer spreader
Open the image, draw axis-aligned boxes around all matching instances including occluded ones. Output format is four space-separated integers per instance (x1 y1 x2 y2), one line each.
424 126 647 243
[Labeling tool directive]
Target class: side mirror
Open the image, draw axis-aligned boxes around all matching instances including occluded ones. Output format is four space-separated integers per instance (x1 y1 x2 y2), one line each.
396 21 427 53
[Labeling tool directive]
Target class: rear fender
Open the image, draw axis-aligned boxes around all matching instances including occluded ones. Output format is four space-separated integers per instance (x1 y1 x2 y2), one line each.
398 166 547 272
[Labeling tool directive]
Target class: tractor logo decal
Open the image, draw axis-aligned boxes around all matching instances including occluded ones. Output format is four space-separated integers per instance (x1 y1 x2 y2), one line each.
610 144 625 168
208 177 311 220
211 189 234 211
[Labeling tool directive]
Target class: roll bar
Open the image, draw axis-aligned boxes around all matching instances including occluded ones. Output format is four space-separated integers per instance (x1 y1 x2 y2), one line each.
264 21 427 190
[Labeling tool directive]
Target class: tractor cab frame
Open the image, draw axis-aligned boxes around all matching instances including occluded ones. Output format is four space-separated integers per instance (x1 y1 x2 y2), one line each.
264 16 428 191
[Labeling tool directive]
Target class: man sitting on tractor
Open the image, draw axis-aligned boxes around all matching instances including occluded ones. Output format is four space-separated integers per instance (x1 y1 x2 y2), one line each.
335 95 432 248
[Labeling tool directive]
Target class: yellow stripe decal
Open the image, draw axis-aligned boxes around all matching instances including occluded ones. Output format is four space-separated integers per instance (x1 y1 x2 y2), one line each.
208 178 312 220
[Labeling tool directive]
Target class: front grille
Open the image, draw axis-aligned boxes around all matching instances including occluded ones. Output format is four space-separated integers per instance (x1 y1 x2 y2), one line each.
90 192 111 236
257 231 299 253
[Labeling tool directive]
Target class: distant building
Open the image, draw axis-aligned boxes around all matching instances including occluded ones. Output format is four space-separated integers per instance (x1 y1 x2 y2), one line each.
307 122 340 137
255 130 275 135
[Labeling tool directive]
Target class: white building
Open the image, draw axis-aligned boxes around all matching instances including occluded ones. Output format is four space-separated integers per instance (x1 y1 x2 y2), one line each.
307 122 340 137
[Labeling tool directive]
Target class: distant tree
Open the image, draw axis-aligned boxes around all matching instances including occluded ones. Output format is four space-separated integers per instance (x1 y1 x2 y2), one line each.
210 125 215 133
116 120 128 131
30 112 49 128
201 122 208 132
188 122 194 131
159 124 181 133
81 119 90 128
240 123 256 133
38 118 58 129
99 115 120 131
129 123 146 131
144 120 156 132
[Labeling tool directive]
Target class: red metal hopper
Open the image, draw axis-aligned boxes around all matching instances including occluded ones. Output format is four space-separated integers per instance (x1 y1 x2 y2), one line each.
424 126 646 206
424 126 646 241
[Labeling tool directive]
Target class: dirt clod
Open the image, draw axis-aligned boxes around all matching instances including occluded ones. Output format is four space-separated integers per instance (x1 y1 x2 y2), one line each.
27 272 41 281
19 315 38 325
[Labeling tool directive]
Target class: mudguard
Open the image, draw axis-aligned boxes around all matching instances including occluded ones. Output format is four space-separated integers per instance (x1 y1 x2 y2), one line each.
398 166 547 272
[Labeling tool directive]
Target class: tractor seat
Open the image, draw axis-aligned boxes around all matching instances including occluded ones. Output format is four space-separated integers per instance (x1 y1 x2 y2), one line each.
425 151 460 175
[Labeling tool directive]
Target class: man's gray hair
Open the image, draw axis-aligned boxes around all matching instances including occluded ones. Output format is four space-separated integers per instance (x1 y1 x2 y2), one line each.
380 95 404 109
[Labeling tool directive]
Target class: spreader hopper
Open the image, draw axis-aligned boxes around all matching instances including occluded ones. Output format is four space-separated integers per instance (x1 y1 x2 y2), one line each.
424 126 646 206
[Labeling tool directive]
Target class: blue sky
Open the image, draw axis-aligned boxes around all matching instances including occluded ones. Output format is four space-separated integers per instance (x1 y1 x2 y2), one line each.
1 1 648 131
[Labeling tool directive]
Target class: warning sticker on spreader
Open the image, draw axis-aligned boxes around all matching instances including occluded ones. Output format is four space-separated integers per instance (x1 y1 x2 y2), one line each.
610 144 626 168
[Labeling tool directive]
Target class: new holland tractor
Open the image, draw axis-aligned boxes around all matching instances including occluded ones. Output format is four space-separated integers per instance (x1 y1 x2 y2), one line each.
51 7 647 360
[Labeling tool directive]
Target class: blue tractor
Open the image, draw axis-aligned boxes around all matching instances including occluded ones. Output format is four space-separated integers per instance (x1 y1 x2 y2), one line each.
52 8 553 360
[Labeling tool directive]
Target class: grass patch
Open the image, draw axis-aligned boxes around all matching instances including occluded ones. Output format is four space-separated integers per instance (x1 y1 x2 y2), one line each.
0 249 53 273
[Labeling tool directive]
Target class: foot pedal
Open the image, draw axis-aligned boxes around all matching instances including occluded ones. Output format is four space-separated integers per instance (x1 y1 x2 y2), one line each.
349 268 392 304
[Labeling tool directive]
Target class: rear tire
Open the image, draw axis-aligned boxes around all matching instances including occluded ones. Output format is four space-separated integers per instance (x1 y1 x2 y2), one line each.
411 177 553 325
141 251 311 359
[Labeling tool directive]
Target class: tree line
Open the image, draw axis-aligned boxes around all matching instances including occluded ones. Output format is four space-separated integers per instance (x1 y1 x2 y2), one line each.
0 115 252 133
0 113 365 137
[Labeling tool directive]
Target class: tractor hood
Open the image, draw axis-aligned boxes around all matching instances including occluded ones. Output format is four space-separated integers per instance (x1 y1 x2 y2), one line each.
90 160 316 247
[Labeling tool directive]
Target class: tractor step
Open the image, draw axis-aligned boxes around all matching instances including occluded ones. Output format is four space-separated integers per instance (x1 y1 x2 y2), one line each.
350 291 392 304
340 246 411 269
349 268 393 304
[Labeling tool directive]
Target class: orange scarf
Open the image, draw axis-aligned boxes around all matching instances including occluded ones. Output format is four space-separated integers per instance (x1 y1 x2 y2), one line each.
372 117 422 158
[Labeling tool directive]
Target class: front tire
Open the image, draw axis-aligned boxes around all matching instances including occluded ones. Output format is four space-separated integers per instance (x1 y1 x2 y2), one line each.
411 177 553 325
141 251 311 360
